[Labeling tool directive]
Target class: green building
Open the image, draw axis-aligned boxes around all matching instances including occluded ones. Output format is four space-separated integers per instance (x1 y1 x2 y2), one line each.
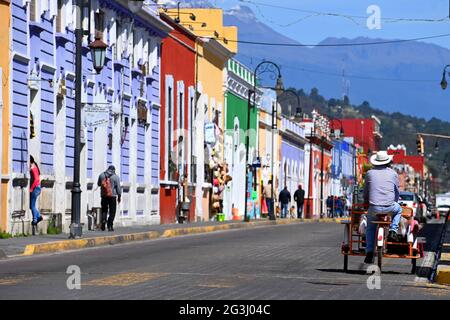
223 59 262 220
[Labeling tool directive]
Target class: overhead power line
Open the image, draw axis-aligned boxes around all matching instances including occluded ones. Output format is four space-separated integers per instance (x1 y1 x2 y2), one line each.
204 33 450 47
239 0 450 24
236 53 437 83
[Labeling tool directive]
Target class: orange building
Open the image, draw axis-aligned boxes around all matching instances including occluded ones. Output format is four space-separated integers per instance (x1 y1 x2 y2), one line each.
0 0 11 232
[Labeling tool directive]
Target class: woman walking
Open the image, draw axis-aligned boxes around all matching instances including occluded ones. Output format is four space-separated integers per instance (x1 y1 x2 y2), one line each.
30 155 42 227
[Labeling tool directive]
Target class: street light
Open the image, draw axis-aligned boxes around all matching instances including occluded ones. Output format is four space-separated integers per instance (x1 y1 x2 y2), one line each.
88 37 107 74
246 61 283 222
277 88 302 119
440 65 450 90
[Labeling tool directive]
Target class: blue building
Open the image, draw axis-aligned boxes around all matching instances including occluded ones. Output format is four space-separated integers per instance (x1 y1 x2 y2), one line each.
279 116 307 212
330 138 356 201
6 0 171 234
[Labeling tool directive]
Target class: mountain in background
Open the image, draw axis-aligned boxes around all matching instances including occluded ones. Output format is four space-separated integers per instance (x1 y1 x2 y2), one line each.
223 5 450 121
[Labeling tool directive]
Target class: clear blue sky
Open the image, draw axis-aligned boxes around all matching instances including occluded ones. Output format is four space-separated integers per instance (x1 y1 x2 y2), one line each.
215 0 450 49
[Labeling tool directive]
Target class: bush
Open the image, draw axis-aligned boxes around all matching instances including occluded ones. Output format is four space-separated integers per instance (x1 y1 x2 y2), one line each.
0 230 13 239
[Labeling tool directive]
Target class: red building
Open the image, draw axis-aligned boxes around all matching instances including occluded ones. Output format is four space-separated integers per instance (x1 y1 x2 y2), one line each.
331 116 382 154
387 145 424 177
159 13 197 224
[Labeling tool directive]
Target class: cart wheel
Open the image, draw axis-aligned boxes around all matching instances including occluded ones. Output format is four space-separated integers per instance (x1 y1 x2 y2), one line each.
411 259 417 274
377 247 383 272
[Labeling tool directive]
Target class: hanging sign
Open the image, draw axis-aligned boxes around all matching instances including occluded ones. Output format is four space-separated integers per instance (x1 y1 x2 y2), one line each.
205 122 216 145
84 104 110 128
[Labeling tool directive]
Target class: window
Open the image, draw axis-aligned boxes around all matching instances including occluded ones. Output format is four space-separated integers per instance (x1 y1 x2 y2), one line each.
56 0 63 32
167 87 174 180
30 0 38 22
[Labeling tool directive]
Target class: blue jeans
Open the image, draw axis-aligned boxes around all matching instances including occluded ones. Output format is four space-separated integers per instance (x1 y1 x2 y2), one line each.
365 202 402 254
297 203 303 219
266 198 274 219
30 186 41 223
281 203 289 218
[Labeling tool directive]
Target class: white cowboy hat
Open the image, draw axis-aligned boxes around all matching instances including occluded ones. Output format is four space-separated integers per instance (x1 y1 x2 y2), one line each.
370 151 393 166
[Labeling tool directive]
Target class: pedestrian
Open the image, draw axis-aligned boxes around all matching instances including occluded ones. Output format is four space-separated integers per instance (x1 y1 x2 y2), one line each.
327 196 333 218
363 151 402 264
336 197 344 218
97 165 122 231
263 180 275 220
278 186 291 218
29 155 43 228
293 184 305 219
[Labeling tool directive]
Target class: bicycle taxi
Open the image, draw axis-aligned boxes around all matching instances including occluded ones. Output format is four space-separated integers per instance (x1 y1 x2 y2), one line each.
341 203 425 274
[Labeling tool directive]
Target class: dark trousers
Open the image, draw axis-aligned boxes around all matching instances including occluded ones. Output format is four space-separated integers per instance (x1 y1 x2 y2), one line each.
266 198 275 220
101 197 117 229
297 202 304 219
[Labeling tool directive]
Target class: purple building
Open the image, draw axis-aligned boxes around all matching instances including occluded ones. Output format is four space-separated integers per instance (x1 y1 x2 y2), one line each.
6 0 171 234
279 117 307 211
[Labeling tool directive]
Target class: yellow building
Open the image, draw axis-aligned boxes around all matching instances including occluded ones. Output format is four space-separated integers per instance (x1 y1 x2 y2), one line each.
166 8 238 220
0 0 11 232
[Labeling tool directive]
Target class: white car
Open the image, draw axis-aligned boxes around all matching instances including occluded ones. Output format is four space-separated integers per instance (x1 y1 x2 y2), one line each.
436 205 449 218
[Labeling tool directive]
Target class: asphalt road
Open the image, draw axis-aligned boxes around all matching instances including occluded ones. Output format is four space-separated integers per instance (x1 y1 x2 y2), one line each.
0 220 449 300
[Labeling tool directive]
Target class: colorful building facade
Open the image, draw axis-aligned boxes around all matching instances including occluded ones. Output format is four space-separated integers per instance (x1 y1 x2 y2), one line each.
223 59 261 220
0 0 11 232
302 111 333 218
175 8 237 221
6 0 171 234
258 89 282 215
279 117 307 207
159 13 196 224
331 116 382 154
330 138 356 200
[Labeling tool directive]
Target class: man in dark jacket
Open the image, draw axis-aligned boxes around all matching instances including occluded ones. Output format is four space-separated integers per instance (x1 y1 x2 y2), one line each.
278 187 291 218
293 185 305 219
97 165 122 231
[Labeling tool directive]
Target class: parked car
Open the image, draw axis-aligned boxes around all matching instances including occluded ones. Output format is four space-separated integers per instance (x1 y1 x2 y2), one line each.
436 205 450 218
399 191 424 221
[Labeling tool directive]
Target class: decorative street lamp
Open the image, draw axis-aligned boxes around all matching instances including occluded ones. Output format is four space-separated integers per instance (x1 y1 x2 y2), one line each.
88 37 107 74
440 65 450 90
278 88 302 120
71 0 148 238
246 61 283 222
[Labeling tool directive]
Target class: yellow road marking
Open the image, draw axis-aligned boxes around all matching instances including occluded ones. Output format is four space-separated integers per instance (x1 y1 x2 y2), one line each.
83 272 168 287
0 275 37 286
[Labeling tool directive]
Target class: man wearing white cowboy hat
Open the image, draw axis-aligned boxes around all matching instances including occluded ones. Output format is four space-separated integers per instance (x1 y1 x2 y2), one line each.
363 151 402 264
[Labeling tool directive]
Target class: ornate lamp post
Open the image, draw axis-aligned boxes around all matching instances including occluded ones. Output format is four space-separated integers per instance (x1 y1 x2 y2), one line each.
71 0 150 239
245 61 283 222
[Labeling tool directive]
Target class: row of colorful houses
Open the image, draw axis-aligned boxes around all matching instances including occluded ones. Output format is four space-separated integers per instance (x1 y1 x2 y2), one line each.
0 0 395 235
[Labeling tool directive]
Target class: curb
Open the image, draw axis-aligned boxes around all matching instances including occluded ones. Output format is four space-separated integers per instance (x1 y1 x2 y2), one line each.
436 265 450 285
17 218 342 257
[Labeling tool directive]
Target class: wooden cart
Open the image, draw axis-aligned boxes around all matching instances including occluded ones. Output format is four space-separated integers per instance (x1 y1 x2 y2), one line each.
341 203 425 274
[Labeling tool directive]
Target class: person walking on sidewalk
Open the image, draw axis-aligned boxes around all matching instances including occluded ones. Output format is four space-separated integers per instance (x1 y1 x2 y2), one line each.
294 184 305 219
263 180 275 220
29 155 42 228
363 151 402 264
97 165 122 231
279 186 291 219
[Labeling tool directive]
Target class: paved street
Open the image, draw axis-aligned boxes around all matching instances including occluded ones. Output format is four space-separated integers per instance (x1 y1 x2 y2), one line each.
0 220 449 300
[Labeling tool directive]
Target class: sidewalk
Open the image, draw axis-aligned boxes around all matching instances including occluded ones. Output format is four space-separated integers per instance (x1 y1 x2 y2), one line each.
435 214 450 285
0 217 344 258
